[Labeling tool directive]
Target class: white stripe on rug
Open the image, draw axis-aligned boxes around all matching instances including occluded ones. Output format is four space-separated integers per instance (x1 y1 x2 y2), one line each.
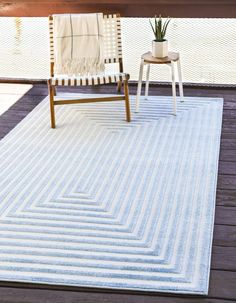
0 94 223 294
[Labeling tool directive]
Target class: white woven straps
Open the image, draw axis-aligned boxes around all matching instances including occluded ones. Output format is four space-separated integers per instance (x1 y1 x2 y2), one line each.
50 73 129 86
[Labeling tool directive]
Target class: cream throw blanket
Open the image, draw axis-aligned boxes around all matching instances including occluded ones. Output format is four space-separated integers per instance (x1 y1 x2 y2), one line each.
53 13 105 76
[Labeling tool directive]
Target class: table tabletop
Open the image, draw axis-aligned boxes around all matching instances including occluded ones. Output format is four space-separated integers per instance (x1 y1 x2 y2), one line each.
141 51 179 64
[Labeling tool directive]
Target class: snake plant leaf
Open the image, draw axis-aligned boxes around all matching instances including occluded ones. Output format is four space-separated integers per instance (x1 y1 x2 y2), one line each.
149 19 156 38
162 18 171 39
149 14 171 41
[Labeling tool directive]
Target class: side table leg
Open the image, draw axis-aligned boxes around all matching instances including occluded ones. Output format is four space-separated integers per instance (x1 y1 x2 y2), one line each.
135 59 144 113
171 61 177 116
177 57 184 102
145 64 150 100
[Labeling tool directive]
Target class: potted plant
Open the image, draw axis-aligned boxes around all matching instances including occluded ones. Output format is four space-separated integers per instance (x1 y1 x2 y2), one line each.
149 15 171 58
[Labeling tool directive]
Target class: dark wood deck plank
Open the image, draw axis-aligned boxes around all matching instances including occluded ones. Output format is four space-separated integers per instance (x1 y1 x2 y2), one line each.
208 271 236 300
220 139 236 150
211 246 236 271
223 109 236 119
218 175 236 190
0 83 235 302
219 150 236 162
219 162 236 175
216 190 236 207
215 206 236 225
213 225 236 247
0 286 235 303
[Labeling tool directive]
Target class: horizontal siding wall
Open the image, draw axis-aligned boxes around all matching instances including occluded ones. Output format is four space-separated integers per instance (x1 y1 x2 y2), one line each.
0 1 236 17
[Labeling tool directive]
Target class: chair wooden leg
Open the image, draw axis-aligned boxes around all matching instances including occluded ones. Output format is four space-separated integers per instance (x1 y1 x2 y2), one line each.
117 81 122 93
48 81 56 128
124 80 131 122
53 86 57 96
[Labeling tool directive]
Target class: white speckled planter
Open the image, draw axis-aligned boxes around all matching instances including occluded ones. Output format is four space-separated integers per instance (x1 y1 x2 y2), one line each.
152 40 168 58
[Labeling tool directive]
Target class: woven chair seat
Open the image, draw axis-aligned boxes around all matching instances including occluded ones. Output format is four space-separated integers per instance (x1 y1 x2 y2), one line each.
49 72 129 86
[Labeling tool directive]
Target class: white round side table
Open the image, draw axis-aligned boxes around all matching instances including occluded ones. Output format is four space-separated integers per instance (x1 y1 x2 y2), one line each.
135 51 184 114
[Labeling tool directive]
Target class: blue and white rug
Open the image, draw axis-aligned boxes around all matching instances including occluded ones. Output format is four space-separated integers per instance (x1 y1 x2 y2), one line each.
0 94 223 294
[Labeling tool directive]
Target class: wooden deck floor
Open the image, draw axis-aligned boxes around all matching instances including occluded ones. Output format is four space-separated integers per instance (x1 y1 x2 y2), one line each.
0 83 235 303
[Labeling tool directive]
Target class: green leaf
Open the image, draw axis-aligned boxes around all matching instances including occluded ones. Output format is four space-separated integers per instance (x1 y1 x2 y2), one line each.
149 19 156 39
150 14 171 41
161 17 171 39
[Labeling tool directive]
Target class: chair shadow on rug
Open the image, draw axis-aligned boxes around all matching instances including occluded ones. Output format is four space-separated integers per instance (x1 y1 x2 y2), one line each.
47 14 131 128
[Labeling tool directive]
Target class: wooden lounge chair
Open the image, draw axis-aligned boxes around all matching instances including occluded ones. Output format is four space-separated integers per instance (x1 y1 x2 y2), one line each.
47 14 131 128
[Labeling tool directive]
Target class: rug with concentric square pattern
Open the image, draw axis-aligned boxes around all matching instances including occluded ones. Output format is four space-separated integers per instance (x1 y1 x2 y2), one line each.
0 94 223 294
